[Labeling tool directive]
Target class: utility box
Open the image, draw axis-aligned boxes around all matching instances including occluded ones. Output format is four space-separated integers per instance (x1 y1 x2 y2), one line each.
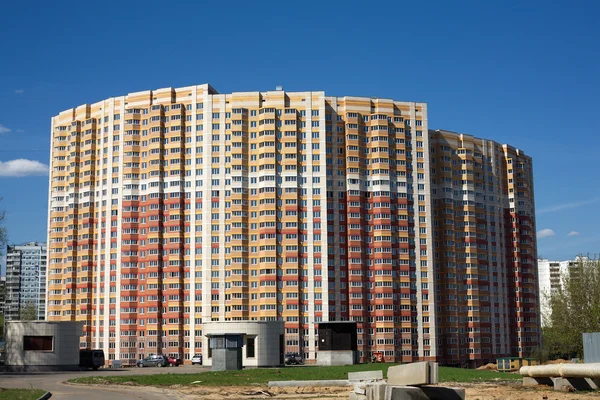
317 322 358 366
208 334 243 371
583 332 600 363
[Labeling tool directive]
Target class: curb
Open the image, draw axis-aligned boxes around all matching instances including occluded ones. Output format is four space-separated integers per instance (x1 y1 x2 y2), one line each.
268 379 352 387
36 392 52 400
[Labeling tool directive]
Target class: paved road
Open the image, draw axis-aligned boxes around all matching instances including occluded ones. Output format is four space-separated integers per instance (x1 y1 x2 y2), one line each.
0 365 209 399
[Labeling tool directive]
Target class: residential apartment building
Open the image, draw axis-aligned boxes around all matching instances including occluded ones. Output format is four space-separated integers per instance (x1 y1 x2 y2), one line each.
47 84 538 366
5 242 47 321
430 130 538 362
0 276 6 316
538 256 587 326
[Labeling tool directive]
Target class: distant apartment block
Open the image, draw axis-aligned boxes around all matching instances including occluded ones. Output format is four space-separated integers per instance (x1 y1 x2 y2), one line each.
5 242 47 321
0 276 6 323
47 84 538 367
538 256 588 326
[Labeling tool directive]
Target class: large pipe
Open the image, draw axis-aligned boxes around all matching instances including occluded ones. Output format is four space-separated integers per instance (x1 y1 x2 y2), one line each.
558 363 600 379
520 363 600 379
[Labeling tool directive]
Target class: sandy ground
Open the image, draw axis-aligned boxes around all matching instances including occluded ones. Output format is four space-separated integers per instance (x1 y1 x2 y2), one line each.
170 382 599 399
174 385 350 399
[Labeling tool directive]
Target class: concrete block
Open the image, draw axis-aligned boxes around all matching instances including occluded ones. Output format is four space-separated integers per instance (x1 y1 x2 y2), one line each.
420 386 465 400
366 381 388 400
354 382 366 395
384 386 464 400
522 376 553 387
553 377 600 391
349 370 384 382
387 362 438 386
384 385 429 400
349 393 368 400
429 363 438 384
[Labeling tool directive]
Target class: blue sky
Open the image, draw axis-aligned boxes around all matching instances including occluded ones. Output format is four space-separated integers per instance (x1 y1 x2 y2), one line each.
0 0 598 261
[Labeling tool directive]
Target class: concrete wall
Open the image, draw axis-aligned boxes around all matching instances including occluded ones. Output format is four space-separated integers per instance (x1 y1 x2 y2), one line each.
212 348 243 371
6 321 83 368
203 321 284 367
316 350 355 366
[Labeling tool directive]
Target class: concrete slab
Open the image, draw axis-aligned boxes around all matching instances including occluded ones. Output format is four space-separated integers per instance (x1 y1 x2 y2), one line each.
384 386 464 400
366 381 388 400
348 370 384 382
429 363 438 384
267 379 351 387
387 362 438 386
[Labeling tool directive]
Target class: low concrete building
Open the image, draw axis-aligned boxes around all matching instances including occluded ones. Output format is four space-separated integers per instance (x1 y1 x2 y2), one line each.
202 321 284 368
5 321 83 371
317 321 358 366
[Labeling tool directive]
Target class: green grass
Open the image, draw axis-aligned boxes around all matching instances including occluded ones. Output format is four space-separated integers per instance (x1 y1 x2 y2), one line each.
0 388 46 400
69 364 520 387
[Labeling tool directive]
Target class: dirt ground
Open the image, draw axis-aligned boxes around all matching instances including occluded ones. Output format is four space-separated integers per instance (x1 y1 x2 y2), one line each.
172 382 599 399
174 385 350 399
459 382 598 400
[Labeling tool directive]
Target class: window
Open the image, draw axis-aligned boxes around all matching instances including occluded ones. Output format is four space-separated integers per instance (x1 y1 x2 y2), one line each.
24 336 53 351
246 336 255 358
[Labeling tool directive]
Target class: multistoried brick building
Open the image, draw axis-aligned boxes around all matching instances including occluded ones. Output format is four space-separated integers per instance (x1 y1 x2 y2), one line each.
47 84 538 366
5 242 47 321
429 130 538 363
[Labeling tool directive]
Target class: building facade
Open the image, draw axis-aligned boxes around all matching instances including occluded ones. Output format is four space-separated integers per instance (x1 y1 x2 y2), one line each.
0 277 6 317
430 130 538 361
538 256 587 326
47 84 538 366
6 242 47 321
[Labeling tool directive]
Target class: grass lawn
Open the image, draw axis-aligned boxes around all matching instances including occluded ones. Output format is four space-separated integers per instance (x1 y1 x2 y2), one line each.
69 364 520 387
0 388 46 400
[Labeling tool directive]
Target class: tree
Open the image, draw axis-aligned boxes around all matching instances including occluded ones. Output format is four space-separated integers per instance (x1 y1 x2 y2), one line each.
543 257 600 360
19 302 37 321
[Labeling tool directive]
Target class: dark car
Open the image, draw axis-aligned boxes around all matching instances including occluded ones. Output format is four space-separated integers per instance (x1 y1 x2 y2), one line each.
136 354 169 368
79 349 105 370
284 352 303 365
168 356 183 367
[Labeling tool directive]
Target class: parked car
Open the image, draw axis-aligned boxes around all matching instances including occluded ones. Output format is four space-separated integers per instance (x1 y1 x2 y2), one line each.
136 354 169 368
284 352 303 365
168 356 183 367
191 354 203 365
79 349 105 370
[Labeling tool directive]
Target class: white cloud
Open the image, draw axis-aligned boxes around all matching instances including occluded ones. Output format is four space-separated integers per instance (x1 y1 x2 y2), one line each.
0 159 49 177
537 229 555 239
567 231 580 237
538 197 600 214
14 89 24 94
0 124 10 134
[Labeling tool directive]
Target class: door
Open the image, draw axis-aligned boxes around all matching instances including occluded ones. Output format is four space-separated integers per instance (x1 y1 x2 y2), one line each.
279 335 284 365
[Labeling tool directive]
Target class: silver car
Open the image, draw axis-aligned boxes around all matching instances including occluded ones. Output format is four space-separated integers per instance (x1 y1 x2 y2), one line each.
191 354 203 365
136 354 169 368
